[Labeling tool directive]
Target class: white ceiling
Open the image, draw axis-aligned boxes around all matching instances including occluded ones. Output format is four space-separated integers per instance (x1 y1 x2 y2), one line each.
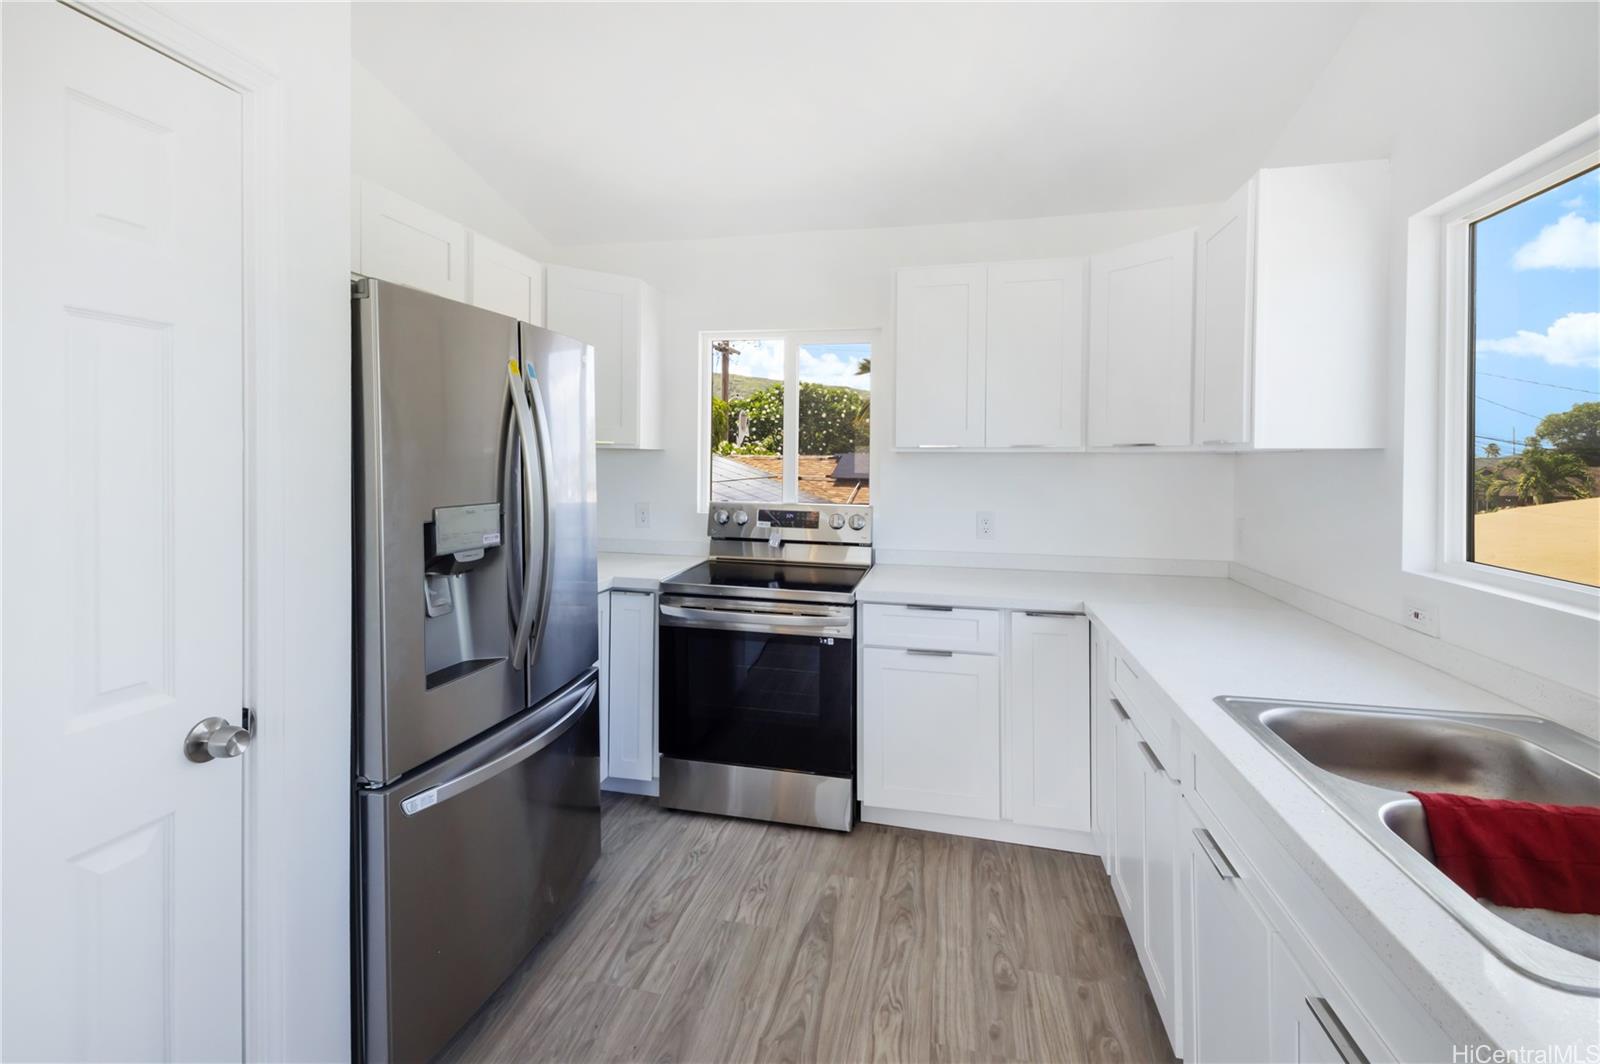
353 2 1364 246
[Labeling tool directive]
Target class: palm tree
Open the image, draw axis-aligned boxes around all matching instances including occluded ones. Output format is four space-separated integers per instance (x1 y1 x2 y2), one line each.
713 339 738 402
855 357 870 376
1514 437 1592 505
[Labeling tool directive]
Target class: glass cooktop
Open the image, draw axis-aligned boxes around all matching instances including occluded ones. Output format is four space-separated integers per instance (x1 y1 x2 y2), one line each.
661 560 869 605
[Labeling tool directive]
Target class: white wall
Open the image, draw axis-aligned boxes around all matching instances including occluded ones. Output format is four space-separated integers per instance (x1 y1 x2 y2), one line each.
352 61 553 261
149 3 354 1060
559 207 1235 567
1234 3 1600 699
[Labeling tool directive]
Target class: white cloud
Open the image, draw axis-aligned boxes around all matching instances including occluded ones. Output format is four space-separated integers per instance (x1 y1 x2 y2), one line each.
1561 196 1585 210
798 348 869 390
1511 212 1600 270
1477 311 1600 368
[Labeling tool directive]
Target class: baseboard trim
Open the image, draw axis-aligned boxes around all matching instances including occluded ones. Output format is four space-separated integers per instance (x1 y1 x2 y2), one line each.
860 805 1099 855
871 549 1228 577
1228 563 1598 736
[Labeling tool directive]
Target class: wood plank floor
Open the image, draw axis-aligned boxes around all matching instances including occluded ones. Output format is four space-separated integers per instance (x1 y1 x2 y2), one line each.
439 795 1175 1064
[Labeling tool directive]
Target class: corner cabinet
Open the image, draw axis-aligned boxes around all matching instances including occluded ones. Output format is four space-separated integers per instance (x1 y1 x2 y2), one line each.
598 590 656 785
1087 230 1196 447
894 259 1087 451
1007 612 1091 830
545 265 661 449
1193 160 1390 449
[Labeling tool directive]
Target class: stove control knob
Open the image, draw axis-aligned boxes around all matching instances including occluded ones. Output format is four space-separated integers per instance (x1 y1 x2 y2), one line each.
733 510 750 525
713 509 730 525
829 513 846 530
848 513 868 531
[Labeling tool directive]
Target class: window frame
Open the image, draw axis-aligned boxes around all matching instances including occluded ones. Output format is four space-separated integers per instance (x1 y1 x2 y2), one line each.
696 328 877 512
1434 135 1599 610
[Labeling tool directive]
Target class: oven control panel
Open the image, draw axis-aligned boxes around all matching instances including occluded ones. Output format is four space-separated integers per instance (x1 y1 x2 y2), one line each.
708 503 871 545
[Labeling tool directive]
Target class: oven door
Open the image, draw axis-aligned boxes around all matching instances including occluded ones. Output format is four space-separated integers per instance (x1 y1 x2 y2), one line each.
658 596 854 779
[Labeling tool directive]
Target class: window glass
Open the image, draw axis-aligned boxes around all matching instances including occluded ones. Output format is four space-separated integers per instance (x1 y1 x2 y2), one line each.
709 338 783 503
1470 167 1600 587
796 343 871 504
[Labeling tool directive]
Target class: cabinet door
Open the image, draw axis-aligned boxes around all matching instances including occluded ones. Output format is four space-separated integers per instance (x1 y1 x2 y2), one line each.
1007 612 1091 831
1270 937 1364 1064
1088 230 1195 447
467 232 544 325
894 265 986 449
985 259 1086 448
1091 629 1117 870
1194 180 1254 446
1183 800 1273 1063
1142 736 1180 1045
357 180 468 300
860 648 1000 818
546 265 643 448
1110 714 1146 931
603 591 656 782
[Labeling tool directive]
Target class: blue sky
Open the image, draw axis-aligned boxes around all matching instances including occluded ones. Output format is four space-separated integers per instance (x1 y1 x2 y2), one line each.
1473 167 1600 456
713 339 871 391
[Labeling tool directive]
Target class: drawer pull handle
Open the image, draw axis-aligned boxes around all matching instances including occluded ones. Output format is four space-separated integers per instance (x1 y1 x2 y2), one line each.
904 604 954 612
1137 740 1168 778
1305 997 1368 1064
905 648 954 657
1193 827 1239 881
1023 610 1083 618
1109 697 1131 723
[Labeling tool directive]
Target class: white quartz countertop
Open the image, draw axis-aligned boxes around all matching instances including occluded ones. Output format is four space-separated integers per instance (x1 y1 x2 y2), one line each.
597 551 700 593
857 562 1600 1053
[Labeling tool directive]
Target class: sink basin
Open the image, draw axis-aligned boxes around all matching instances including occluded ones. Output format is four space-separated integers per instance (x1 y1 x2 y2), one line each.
1218 697 1600 995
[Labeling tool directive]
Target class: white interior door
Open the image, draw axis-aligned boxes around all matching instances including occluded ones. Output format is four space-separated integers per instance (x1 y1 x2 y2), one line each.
2 5 247 1061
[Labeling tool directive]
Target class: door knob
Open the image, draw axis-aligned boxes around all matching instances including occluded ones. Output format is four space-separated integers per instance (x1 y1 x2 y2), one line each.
184 716 252 763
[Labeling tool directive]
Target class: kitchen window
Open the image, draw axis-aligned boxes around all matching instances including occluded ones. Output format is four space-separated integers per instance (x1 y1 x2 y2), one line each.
1465 166 1599 589
703 331 873 506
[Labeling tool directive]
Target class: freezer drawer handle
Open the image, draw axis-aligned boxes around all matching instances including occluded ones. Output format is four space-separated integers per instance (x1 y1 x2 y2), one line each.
400 675 597 816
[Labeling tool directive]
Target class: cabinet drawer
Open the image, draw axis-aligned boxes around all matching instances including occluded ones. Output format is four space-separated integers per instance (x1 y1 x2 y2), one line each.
1107 641 1180 780
862 603 999 654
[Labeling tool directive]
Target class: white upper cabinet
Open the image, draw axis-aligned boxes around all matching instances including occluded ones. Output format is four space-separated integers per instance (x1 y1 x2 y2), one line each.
545 264 661 449
1194 180 1255 445
894 265 987 449
353 179 468 301
1088 230 1196 447
985 259 1087 449
1195 160 1390 450
466 231 544 325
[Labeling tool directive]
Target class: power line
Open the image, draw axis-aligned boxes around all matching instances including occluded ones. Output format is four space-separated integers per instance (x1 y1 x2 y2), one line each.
1477 371 1600 396
1475 394 1543 420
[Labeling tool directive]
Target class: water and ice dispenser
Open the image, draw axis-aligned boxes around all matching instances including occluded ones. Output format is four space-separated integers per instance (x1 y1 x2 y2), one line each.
421 502 506 688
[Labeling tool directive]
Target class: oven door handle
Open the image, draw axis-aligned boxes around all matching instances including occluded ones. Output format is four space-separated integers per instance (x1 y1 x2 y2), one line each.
660 604 842 628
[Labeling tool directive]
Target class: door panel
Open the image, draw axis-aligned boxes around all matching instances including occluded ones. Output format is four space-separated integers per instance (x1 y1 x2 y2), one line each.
985 259 1086 448
894 265 987 448
471 232 543 325
545 266 640 448
603 590 656 782
1184 800 1273 1063
860 648 1000 817
1007 613 1091 830
1195 181 1254 445
358 179 468 300
2 4 245 1059
1088 230 1196 447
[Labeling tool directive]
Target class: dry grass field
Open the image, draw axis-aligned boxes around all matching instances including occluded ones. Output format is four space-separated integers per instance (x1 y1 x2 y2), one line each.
1474 497 1600 587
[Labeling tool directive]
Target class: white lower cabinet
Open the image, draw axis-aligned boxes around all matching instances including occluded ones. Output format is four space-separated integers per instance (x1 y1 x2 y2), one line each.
1110 708 1179 1045
860 647 1001 819
1006 613 1091 831
1182 796 1274 1064
1270 938 1351 1064
599 590 655 784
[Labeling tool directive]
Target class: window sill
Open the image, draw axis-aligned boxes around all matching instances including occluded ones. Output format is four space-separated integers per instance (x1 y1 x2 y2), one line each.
1412 562 1599 620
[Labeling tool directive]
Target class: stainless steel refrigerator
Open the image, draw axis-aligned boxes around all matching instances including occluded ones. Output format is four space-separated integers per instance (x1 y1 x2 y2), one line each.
352 278 600 1063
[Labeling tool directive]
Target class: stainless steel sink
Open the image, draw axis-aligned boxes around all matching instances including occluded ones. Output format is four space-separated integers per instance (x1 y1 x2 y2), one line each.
1218 697 1600 995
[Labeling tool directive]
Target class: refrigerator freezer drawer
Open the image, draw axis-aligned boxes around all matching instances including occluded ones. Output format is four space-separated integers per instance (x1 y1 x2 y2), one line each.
358 671 601 1063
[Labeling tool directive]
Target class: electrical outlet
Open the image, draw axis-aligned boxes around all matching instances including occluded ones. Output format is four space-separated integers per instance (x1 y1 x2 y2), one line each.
634 502 650 529
1401 599 1439 638
976 511 996 540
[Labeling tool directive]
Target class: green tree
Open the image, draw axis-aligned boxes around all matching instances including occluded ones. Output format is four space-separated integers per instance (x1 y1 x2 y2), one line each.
1534 402 1600 465
1513 437 1592 505
710 396 730 450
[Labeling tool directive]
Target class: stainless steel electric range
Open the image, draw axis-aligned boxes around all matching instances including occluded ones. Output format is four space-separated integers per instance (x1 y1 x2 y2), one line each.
657 502 872 832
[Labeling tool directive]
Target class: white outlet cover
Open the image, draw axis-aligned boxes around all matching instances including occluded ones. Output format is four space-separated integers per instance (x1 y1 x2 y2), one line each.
634 502 650 528
1400 598 1439 638
976 511 996 540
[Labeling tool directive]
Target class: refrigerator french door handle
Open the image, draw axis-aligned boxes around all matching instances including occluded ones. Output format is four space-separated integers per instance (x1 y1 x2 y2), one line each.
506 362 541 669
400 674 597 816
522 364 559 674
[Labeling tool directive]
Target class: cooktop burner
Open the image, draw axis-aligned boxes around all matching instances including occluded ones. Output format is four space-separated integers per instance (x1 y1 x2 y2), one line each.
661 559 869 605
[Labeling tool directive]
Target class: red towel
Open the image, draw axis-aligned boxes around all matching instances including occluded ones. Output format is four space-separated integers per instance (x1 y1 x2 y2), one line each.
1411 791 1600 915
